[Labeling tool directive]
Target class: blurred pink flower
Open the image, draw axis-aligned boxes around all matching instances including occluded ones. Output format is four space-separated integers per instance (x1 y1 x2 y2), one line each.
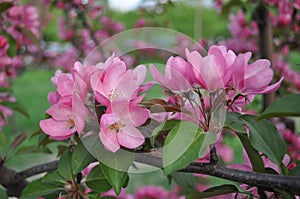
134 185 169 199
0 35 9 56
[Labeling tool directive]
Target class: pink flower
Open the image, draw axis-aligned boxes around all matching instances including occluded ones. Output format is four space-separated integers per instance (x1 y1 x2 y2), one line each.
99 99 149 153
91 57 147 106
150 56 194 92
40 95 86 140
186 45 236 91
231 52 283 95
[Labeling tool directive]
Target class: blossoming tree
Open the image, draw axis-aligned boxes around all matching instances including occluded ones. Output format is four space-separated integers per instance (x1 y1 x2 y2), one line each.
0 0 300 199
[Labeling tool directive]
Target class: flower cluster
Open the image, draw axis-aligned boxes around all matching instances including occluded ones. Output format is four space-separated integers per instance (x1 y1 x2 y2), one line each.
40 55 151 153
41 45 283 154
150 45 282 131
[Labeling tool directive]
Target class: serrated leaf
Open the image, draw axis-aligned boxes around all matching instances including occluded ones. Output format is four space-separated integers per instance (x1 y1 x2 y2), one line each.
0 101 29 119
240 115 286 165
163 121 217 175
0 187 8 199
20 178 63 199
259 94 300 120
72 140 95 175
100 163 128 195
171 172 196 195
188 184 239 199
58 149 74 181
150 120 180 147
86 165 112 192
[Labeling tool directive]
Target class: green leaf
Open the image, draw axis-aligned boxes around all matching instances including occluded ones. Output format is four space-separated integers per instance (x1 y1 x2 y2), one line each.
42 171 66 186
0 187 8 199
240 115 286 165
100 163 129 195
81 133 135 173
20 178 63 199
236 133 265 172
163 121 217 175
86 165 112 193
289 165 300 176
58 149 74 181
224 112 246 134
72 140 95 175
259 94 300 120
221 0 242 16
171 172 196 195
1 31 17 57
150 120 180 146
0 101 30 119
0 87 13 93
188 184 239 199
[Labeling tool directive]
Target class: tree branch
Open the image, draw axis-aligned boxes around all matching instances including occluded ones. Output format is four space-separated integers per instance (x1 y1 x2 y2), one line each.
2 151 300 197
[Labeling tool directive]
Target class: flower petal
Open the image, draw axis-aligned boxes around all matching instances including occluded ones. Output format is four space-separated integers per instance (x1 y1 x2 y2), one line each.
99 127 120 153
40 118 75 140
117 125 144 149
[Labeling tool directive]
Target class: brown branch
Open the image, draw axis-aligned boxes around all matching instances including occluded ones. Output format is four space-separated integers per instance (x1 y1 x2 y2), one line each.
2 150 300 197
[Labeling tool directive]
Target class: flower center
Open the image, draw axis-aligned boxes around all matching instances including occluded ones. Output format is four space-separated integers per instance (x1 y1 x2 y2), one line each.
108 89 121 100
109 122 124 133
66 115 75 129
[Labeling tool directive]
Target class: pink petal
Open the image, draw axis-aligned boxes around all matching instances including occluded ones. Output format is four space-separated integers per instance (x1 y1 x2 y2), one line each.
72 94 86 133
255 77 283 94
128 104 150 126
40 118 75 140
117 125 144 149
99 128 120 153
132 64 146 85
46 104 72 121
149 64 179 91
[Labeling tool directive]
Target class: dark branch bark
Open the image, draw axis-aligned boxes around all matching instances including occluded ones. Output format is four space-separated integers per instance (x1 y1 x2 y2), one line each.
2 151 300 197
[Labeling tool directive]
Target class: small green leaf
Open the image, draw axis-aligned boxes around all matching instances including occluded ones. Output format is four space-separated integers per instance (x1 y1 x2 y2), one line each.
259 94 300 120
240 115 286 165
221 0 242 16
224 112 246 134
42 171 66 186
171 172 196 195
100 163 129 195
163 121 217 175
72 140 95 175
0 101 29 119
150 120 180 146
58 149 74 181
20 178 63 199
236 133 265 172
188 184 240 199
0 87 13 93
86 165 112 192
289 165 300 176
0 187 8 199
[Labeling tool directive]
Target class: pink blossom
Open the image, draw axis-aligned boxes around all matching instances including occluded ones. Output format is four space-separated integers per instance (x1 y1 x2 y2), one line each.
150 56 194 92
54 47 78 72
186 45 236 91
231 52 283 95
99 99 149 153
40 95 86 140
91 57 147 106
